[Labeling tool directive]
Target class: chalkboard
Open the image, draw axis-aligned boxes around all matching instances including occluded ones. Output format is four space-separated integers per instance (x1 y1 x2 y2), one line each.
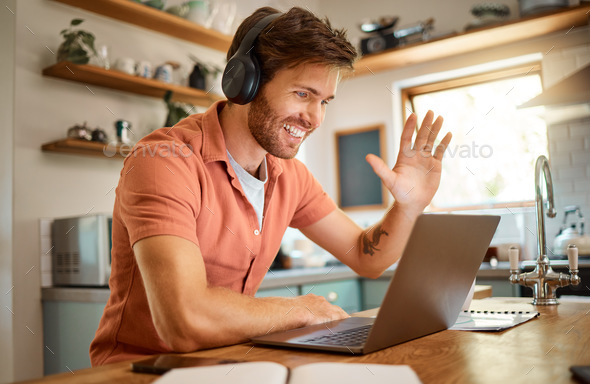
335 124 387 210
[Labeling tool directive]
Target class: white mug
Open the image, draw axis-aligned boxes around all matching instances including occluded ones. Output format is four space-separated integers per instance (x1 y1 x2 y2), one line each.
114 57 135 75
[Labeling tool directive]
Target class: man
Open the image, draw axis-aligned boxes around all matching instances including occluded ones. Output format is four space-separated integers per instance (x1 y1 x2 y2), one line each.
90 6 451 365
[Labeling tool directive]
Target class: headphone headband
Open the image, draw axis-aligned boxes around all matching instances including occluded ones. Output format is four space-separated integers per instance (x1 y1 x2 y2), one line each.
235 13 280 56
222 13 281 105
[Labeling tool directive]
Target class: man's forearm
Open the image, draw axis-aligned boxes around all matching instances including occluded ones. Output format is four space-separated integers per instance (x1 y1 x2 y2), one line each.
354 204 422 278
160 286 346 352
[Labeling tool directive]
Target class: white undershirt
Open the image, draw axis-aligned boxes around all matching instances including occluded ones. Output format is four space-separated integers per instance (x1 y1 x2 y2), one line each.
226 150 268 230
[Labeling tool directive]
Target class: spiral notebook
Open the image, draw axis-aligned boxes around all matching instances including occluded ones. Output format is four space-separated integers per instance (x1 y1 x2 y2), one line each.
449 301 539 331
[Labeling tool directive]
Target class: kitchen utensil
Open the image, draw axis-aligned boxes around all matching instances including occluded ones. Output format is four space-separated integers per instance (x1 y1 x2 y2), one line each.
553 206 590 256
67 121 93 141
115 119 132 144
91 128 108 143
359 16 399 33
154 63 173 83
518 0 569 17
114 57 136 75
135 60 153 78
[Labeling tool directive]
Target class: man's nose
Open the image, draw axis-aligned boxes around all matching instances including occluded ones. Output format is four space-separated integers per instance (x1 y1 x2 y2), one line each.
304 101 323 129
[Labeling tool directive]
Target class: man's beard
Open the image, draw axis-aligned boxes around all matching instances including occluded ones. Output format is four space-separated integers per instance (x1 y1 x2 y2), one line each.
247 93 313 160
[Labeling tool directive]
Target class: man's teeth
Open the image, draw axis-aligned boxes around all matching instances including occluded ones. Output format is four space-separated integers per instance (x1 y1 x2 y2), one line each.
283 123 305 138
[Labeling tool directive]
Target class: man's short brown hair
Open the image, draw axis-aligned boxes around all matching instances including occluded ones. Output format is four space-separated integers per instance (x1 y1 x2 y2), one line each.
227 6 358 89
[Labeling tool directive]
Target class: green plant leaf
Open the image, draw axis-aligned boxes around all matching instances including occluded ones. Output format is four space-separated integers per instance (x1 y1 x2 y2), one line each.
67 47 89 62
71 18 84 26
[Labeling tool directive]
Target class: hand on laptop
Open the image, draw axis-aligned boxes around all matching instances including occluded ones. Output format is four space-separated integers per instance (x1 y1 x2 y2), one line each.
366 110 451 215
297 293 349 325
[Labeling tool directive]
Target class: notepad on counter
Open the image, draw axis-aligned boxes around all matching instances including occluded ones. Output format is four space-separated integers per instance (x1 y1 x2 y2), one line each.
450 300 539 331
153 361 422 384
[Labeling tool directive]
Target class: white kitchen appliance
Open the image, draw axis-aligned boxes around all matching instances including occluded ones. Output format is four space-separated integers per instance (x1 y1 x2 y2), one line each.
553 206 590 257
51 213 112 287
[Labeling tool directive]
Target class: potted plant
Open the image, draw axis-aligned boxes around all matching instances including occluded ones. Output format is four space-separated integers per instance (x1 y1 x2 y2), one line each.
57 18 98 64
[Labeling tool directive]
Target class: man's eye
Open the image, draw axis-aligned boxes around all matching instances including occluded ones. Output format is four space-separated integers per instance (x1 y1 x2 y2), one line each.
296 91 307 98
321 99 330 106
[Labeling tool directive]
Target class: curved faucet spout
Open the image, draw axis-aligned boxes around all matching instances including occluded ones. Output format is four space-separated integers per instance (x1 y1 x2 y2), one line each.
535 155 556 260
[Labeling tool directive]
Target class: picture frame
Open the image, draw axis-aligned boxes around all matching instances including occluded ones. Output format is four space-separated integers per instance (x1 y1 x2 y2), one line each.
334 124 388 210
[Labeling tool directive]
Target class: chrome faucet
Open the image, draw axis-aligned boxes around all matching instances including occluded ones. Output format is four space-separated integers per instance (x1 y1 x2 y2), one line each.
509 155 581 305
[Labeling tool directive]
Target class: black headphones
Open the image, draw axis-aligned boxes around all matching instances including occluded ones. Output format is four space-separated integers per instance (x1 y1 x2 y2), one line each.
222 13 281 105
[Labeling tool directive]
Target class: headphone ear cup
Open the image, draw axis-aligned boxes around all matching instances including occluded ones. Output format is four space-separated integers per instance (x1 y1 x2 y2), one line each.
222 54 261 105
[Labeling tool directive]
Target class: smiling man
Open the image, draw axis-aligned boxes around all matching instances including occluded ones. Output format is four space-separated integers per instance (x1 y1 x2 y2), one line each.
90 6 451 366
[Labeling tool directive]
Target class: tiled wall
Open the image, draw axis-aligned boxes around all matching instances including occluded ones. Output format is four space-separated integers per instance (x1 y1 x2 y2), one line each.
543 41 590 253
39 219 53 288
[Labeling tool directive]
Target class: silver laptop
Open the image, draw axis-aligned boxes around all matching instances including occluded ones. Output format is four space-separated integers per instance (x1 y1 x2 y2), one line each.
251 214 500 354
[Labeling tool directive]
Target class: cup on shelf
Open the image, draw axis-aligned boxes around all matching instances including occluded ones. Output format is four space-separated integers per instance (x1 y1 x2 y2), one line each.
135 60 153 78
113 57 136 75
154 63 173 83
186 0 211 26
96 44 111 70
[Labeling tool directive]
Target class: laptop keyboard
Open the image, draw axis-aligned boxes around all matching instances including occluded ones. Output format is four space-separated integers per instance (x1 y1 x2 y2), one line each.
299 325 372 346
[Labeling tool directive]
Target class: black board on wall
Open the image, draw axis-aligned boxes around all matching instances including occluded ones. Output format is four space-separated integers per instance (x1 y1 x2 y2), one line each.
335 124 387 209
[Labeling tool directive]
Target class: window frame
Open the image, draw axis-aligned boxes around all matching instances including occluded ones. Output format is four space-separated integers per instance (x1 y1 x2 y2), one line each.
401 64 544 212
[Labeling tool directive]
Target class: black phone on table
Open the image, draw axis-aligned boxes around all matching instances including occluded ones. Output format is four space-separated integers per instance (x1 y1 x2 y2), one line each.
571 366 590 384
131 354 240 375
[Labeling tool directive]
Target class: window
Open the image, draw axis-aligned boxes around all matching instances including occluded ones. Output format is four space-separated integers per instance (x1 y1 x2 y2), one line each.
403 65 548 209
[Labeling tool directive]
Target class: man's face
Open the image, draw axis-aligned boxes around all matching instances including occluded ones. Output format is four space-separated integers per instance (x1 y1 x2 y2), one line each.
247 63 340 159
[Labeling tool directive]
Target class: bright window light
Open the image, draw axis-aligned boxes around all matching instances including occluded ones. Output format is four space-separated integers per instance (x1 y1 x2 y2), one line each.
408 70 547 209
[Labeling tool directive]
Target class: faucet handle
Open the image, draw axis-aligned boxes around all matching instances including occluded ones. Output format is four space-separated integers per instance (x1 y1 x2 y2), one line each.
567 244 578 271
509 246 519 271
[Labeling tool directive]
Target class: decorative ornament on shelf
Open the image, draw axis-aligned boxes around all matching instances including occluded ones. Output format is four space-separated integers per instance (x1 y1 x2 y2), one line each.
57 18 98 64
465 3 511 31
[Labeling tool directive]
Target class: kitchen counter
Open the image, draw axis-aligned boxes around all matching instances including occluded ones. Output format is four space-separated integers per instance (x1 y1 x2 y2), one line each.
19 297 590 384
42 260 590 302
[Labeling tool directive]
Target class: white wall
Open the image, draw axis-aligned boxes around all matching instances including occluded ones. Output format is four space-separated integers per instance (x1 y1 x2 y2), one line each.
307 0 590 260
1 1 16 382
5 0 321 381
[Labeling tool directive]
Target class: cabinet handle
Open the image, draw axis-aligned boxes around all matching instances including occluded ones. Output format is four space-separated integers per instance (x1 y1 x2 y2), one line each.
326 291 338 303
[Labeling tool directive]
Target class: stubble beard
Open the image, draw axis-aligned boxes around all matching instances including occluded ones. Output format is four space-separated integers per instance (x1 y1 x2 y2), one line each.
247 93 312 160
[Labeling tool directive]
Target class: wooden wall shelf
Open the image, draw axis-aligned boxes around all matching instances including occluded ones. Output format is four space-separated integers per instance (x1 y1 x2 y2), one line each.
51 0 232 52
355 4 590 77
43 61 224 106
41 138 126 159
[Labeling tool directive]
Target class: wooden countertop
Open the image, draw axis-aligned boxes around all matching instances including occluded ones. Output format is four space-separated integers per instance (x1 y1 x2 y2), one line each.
18 298 589 384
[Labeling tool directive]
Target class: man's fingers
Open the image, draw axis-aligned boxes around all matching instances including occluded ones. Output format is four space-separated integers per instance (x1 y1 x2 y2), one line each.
426 115 444 148
366 154 390 178
400 113 417 149
434 132 452 160
413 110 434 150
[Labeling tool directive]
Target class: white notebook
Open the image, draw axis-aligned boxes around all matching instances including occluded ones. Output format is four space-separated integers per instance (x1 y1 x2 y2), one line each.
154 361 421 384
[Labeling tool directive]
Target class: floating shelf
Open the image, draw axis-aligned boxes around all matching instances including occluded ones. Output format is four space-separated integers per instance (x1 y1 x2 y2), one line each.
51 0 232 52
43 61 224 106
41 138 127 159
355 4 590 77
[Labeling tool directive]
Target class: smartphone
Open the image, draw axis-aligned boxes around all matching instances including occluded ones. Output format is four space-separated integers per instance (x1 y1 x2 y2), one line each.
571 366 590 384
131 354 240 375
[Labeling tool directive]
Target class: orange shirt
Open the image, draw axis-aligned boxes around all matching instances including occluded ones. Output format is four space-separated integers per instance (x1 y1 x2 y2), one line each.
89 101 336 366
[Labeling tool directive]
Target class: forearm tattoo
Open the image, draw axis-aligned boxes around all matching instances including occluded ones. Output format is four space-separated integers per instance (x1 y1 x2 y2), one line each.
362 224 389 256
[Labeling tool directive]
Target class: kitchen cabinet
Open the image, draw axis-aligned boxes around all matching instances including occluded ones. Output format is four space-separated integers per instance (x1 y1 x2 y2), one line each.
255 286 300 298
42 300 106 375
355 4 590 77
302 279 361 314
361 278 391 310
